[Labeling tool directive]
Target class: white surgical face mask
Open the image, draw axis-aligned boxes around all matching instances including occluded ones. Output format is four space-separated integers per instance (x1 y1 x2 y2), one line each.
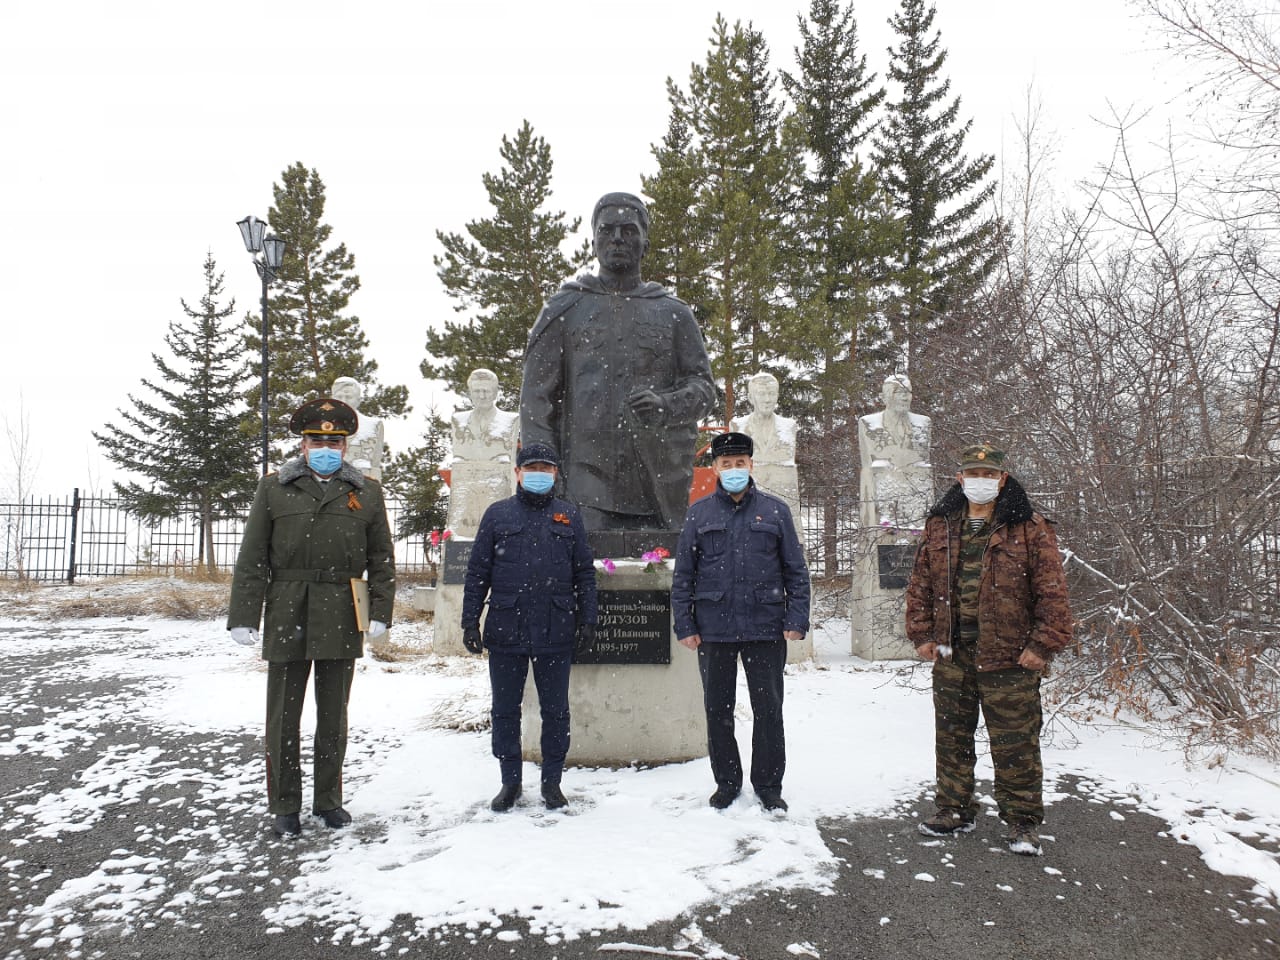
962 477 1001 505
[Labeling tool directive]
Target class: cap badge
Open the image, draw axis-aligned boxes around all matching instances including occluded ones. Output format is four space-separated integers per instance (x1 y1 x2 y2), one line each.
321 420 334 432
319 402 335 411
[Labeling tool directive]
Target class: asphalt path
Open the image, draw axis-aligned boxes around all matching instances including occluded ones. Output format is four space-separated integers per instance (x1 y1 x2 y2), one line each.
2 635 1277 960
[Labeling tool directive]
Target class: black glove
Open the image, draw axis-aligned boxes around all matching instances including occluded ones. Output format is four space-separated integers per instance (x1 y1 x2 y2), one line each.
462 624 483 655
575 623 596 656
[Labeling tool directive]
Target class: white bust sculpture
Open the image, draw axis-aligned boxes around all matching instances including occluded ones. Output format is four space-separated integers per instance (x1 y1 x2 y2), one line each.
331 376 384 481
857 374 931 528
730 372 797 466
731 371 800 516
450 369 519 464
445 369 520 537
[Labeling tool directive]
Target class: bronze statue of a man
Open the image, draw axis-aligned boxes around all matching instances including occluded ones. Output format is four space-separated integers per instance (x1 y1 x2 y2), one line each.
520 192 715 532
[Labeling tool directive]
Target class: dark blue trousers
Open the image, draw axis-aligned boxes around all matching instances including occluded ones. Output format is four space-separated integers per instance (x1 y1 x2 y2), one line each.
696 639 786 794
488 649 572 785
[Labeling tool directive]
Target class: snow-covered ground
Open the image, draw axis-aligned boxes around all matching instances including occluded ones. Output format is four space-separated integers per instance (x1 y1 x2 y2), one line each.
2 583 1279 954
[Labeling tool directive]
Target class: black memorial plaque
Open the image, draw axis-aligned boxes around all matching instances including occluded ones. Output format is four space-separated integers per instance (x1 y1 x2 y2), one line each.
877 543 917 590
574 589 671 665
441 539 474 586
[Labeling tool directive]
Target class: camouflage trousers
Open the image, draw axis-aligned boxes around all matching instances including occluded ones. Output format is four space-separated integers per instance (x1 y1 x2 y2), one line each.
932 642 1044 825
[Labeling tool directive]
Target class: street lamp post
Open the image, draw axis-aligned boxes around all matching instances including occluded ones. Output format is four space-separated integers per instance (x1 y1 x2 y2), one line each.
236 216 286 476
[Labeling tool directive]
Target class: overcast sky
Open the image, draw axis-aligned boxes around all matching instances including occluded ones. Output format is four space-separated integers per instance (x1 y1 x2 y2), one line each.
0 0 1183 494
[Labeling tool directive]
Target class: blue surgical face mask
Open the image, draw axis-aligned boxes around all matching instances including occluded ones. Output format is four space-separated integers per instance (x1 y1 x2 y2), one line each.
719 468 751 493
306 447 343 476
520 470 555 495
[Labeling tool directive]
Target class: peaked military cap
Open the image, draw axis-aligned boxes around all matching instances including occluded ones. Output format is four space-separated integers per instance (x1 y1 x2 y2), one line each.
289 397 358 436
711 431 754 459
959 442 1006 471
516 442 560 468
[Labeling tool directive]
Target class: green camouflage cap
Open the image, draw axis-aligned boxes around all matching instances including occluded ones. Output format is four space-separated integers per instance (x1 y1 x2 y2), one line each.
959 443 1006 471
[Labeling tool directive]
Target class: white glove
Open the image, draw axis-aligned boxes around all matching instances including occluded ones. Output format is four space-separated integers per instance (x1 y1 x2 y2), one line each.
367 620 387 639
230 627 259 646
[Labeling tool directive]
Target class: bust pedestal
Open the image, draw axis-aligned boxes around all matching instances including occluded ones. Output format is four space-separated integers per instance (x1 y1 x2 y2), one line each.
432 537 477 657
850 528 918 661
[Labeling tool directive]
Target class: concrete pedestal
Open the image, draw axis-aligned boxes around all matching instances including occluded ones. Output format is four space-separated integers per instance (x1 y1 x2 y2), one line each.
432 537 480 656
446 461 512 539
521 563 707 766
433 585 469 656
412 586 436 612
786 631 813 663
850 530 917 660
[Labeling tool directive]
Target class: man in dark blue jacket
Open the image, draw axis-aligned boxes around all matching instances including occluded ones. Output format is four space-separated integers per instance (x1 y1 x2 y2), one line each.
462 443 598 812
672 432 811 812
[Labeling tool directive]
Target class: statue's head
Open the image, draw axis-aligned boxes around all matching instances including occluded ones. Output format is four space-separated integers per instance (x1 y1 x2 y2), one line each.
747 372 779 415
883 374 912 414
331 377 363 409
592 192 650 276
467 368 499 410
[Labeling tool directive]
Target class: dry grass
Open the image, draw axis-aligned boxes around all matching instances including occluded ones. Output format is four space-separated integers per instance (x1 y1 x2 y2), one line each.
366 637 430 662
424 690 490 732
0 575 40 590
11 571 437 631
44 578 231 620
394 603 435 625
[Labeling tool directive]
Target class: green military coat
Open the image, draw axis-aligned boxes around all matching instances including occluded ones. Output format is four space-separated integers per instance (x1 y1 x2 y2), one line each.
228 458 396 662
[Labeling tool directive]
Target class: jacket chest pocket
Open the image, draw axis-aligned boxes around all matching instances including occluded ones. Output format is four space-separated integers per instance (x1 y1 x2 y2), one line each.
570 317 609 352
696 521 728 559
988 536 1030 592
493 522 525 566
747 520 781 557
550 523 576 562
633 319 669 369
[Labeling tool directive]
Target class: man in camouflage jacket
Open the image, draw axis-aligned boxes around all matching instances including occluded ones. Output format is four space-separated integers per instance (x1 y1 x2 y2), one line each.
905 443 1071 855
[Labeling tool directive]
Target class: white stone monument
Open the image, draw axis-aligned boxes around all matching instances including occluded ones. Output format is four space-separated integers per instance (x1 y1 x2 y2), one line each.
331 377 385 481
731 372 800 516
730 371 810 663
851 374 932 660
444 369 519 537
435 369 521 657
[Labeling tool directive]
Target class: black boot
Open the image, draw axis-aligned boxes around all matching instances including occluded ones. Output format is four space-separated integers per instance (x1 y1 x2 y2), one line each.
757 789 788 813
541 782 568 810
709 786 739 809
272 813 301 837
314 807 352 829
490 783 522 812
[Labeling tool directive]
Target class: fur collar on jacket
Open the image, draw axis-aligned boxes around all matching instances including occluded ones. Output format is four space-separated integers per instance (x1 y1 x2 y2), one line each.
928 474 1035 526
277 456 367 489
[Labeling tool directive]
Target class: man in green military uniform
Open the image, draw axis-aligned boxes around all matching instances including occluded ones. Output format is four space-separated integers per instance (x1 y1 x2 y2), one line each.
228 397 396 837
905 443 1072 856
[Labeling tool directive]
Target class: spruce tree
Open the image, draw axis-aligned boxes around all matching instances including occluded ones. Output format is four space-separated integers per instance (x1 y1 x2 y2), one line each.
655 16 803 424
424 121 591 396
244 162 409 452
781 0 903 572
95 253 258 572
874 0 998 377
642 86 711 319
782 0 901 443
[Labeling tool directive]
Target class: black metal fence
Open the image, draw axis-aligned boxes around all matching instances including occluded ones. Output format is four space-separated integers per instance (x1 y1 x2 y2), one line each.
0 490 437 582
0 487 865 583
